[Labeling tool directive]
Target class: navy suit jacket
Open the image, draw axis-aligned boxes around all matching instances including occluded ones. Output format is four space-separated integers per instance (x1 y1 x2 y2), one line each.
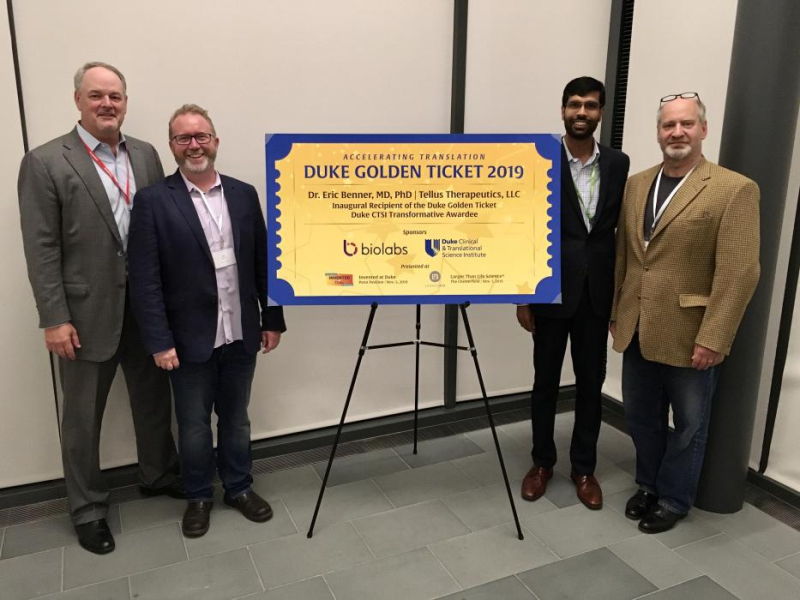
529 142 630 320
128 170 286 363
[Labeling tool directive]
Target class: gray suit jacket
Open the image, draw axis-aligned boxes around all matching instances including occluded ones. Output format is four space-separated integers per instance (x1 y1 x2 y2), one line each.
18 127 165 362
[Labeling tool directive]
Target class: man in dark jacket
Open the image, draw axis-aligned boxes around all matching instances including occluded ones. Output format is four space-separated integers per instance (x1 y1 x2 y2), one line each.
517 77 630 510
129 104 286 538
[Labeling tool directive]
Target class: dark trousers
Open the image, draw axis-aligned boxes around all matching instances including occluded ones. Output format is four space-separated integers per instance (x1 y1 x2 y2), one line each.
530 285 608 474
623 334 718 514
59 291 178 525
169 341 257 502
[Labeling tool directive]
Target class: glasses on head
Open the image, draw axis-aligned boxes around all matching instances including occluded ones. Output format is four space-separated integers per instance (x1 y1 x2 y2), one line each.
660 92 701 105
171 133 214 145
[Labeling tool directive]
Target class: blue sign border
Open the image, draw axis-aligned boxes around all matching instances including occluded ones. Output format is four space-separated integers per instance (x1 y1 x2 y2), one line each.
265 133 561 306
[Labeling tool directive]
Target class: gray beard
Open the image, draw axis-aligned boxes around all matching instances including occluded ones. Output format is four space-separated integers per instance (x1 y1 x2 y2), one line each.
181 156 213 173
664 145 692 160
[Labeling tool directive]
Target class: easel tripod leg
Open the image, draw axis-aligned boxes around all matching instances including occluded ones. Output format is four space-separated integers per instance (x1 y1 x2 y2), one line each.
307 303 379 538
459 303 525 540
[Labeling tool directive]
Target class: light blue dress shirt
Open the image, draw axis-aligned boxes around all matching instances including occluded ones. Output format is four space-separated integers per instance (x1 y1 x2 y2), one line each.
76 123 136 249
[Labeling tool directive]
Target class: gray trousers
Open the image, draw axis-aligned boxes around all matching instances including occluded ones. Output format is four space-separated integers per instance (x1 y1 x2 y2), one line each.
58 293 178 525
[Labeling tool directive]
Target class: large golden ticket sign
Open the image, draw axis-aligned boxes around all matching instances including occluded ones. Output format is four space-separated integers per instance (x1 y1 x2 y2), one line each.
265 134 561 305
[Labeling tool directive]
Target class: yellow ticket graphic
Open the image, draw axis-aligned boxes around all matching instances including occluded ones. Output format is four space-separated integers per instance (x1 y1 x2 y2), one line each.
265 134 561 305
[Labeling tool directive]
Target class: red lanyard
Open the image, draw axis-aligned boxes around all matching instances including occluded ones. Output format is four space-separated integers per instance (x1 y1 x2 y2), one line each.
81 139 131 205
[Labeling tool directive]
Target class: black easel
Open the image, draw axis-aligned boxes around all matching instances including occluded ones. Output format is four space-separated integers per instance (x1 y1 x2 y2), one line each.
307 302 524 540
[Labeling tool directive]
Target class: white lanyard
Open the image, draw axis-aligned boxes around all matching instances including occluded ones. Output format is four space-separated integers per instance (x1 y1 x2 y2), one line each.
650 166 694 235
197 187 225 239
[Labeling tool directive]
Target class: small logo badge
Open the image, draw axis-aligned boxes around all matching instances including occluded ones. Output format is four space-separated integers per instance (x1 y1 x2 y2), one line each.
343 240 358 256
425 239 441 257
430 271 441 282
326 273 354 286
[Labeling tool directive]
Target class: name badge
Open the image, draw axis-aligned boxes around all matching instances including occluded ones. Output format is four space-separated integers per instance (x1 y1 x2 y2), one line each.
212 247 236 269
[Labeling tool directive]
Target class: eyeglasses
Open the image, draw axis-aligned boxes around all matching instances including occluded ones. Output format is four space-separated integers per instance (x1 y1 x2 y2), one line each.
171 133 214 145
660 92 701 105
565 100 602 111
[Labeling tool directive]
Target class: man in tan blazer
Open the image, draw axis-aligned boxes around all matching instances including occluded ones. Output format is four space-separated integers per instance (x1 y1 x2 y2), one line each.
18 62 181 554
610 93 759 533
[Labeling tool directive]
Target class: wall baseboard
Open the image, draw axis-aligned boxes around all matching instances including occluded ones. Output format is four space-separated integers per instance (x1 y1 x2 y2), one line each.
747 470 800 511
0 389 562 511
3 385 800 531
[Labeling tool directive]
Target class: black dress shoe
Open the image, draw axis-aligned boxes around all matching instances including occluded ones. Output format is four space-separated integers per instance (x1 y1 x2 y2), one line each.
75 519 115 554
224 491 273 523
140 478 185 500
638 505 686 534
625 490 659 520
182 501 213 537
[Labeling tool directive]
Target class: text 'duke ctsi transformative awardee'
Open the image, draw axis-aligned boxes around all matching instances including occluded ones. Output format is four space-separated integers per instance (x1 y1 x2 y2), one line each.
265 134 561 306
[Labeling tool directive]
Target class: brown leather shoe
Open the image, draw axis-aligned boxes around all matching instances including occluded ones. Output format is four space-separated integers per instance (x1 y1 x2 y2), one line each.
571 471 603 510
521 466 553 501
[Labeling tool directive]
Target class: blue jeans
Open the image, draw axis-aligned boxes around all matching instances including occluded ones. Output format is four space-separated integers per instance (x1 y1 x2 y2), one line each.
169 341 256 501
622 335 719 515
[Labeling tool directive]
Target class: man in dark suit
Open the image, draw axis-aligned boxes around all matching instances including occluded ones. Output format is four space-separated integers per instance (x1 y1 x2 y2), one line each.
128 104 286 538
18 62 181 554
517 77 630 509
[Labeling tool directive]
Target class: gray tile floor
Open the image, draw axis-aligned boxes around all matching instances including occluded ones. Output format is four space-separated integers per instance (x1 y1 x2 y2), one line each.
3 415 800 599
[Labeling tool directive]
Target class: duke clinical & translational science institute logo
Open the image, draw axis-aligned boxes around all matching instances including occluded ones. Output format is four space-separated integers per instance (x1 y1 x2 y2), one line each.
425 239 441 257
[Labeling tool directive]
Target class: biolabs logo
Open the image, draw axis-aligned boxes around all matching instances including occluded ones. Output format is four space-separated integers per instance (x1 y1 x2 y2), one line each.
343 240 358 256
361 242 408 256
343 240 408 256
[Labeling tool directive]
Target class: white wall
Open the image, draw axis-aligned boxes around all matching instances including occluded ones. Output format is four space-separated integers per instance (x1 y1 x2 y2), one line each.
3 0 617 487
459 0 612 399
618 0 737 174
8 0 456 482
6 0 793 491
766 267 800 490
0 6 63 488
763 107 800 489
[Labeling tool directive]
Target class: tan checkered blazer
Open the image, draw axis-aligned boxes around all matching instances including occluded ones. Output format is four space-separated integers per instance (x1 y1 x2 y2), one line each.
610 158 760 367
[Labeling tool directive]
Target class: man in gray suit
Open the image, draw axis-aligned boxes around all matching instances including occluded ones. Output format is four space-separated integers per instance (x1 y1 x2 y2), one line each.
18 62 181 554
